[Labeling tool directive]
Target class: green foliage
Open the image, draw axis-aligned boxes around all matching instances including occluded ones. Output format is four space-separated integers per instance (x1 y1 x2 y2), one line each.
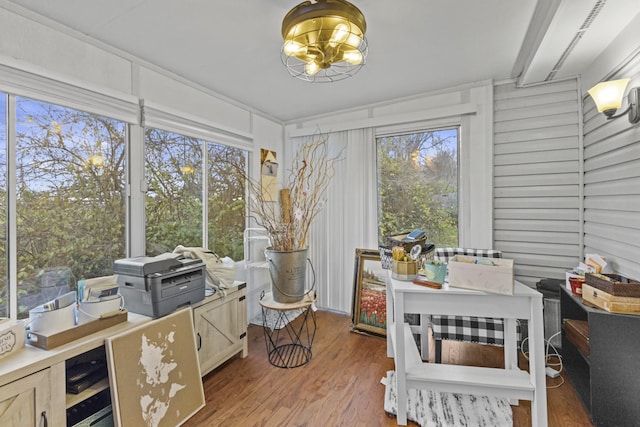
207 144 246 260
0 100 128 316
144 129 246 260
0 98 247 318
377 130 459 247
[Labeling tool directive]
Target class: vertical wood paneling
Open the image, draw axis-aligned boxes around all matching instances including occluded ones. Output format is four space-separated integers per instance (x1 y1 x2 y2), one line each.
493 80 581 287
583 58 640 281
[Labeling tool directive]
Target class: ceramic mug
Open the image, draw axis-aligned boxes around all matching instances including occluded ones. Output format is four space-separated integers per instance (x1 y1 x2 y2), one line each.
423 262 447 284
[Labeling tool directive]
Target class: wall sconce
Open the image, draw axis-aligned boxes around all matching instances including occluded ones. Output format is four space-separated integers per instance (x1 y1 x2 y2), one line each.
587 78 640 124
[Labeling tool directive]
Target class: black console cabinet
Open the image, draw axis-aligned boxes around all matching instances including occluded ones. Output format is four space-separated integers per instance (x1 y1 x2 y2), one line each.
560 285 640 427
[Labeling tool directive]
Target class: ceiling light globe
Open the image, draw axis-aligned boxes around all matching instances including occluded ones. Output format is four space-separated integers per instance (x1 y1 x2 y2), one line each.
305 61 321 76
330 23 350 46
284 40 306 56
342 50 363 65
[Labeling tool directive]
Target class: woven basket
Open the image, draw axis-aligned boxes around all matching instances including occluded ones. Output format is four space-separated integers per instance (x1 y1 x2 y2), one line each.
585 273 640 298
386 232 427 252
379 244 434 270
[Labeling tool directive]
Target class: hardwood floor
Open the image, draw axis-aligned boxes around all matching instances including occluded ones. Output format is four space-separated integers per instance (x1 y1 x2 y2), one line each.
183 310 593 427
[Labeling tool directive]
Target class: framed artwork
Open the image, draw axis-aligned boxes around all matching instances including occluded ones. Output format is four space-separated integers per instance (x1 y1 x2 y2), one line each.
260 148 278 202
105 307 205 427
351 248 387 336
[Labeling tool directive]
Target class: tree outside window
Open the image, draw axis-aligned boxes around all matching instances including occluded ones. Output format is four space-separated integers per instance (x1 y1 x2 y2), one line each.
207 143 246 261
0 93 6 317
145 129 203 255
377 128 459 247
0 96 248 319
144 129 246 261
13 97 127 318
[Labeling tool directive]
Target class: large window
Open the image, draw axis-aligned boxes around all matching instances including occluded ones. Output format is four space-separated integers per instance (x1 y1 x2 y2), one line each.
0 94 6 317
145 129 203 254
14 97 127 318
0 86 249 319
207 143 246 260
144 128 246 260
377 128 459 247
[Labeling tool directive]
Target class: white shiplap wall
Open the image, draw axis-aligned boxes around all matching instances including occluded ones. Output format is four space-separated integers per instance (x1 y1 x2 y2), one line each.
582 57 640 281
493 79 582 287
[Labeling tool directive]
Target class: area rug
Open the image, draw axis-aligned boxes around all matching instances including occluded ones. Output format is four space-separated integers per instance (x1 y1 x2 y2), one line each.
382 371 513 427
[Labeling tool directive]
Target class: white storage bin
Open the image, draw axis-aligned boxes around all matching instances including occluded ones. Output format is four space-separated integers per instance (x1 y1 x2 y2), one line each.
448 255 514 295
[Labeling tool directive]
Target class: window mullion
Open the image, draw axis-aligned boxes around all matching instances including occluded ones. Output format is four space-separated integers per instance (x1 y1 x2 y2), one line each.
6 95 17 320
202 140 208 249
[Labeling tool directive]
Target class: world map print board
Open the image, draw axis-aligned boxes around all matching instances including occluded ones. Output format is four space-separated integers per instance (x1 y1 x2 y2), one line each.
105 307 205 427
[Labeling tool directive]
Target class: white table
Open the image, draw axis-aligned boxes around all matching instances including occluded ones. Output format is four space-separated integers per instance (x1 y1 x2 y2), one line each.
386 272 547 426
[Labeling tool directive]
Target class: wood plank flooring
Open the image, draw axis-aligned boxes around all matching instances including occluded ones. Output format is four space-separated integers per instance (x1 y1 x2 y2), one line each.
183 310 593 427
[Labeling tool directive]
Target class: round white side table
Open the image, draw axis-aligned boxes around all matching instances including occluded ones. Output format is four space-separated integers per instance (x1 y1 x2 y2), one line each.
259 291 317 368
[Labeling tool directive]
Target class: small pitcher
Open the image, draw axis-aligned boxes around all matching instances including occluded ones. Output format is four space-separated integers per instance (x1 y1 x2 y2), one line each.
423 261 446 284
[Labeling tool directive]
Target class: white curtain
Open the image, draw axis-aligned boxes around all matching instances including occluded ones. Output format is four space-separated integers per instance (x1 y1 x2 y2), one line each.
291 128 378 313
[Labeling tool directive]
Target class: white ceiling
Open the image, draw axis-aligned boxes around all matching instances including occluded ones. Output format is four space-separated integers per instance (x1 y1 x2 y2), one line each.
3 0 640 123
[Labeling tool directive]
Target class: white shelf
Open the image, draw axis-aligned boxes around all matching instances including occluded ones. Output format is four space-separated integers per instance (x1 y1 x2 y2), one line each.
246 236 270 241
393 323 533 400
245 261 269 269
387 273 547 426
243 228 271 269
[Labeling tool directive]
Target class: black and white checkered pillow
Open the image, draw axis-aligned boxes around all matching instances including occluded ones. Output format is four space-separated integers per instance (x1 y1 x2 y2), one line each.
434 247 502 263
431 315 522 345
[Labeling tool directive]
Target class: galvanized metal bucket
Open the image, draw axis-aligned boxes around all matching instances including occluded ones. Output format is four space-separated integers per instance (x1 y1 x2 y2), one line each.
265 247 308 303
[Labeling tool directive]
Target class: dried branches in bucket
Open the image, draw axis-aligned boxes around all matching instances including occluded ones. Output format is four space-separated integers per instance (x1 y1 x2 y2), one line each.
228 134 339 252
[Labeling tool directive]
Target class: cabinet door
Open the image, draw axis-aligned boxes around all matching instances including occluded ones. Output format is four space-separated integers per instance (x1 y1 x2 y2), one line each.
194 295 242 376
0 368 53 426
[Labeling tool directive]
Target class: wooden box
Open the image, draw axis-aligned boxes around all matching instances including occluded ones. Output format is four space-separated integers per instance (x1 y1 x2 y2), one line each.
563 318 590 357
582 283 640 315
26 310 128 350
584 273 640 297
447 255 514 295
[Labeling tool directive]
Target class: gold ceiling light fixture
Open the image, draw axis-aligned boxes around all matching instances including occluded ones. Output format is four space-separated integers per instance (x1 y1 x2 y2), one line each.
281 0 368 82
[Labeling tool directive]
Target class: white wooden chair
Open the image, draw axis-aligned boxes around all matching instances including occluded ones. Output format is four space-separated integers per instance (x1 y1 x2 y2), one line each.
431 248 521 363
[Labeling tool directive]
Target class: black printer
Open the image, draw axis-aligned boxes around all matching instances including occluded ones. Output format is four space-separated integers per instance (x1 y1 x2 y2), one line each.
114 253 205 318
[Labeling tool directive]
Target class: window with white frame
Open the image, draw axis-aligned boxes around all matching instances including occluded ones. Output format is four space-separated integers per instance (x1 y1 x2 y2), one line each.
376 127 459 247
0 93 6 317
144 128 246 260
145 129 204 254
206 141 246 260
12 96 127 318
0 74 250 319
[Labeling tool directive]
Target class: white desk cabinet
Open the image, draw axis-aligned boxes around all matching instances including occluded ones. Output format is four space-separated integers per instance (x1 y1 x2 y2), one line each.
0 365 64 426
0 312 150 426
386 272 547 426
192 282 248 376
0 284 248 425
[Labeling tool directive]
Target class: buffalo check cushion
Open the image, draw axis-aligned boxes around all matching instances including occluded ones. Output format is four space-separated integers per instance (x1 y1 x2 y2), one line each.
434 248 502 263
431 248 520 345
430 315 522 346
